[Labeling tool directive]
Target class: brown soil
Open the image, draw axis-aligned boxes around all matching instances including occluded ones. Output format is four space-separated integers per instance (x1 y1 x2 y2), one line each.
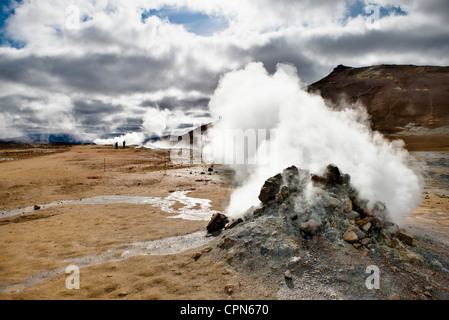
0 145 255 300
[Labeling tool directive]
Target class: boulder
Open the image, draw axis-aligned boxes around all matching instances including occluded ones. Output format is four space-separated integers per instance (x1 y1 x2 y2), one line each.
207 213 229 233
323 164 344 186
258 173 283 204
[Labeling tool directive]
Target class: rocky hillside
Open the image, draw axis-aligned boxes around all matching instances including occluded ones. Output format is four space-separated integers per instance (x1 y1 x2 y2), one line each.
307 64 449 151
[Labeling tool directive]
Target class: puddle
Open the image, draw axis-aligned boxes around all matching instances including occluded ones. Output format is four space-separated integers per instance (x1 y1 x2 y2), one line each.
166 191 218 220
0 191 219 220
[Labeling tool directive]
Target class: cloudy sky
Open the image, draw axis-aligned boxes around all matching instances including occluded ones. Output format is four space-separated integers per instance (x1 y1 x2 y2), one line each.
0 0 448 143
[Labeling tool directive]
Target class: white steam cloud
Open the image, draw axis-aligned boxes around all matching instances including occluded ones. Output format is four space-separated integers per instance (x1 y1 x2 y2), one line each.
142 107 172 137
203 62 422 224
93 132 146 146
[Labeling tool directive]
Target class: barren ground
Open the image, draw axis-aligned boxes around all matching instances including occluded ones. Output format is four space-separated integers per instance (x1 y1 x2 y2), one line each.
0 144 448 300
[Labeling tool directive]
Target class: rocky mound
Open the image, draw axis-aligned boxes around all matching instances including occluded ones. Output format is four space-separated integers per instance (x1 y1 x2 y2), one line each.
202 164 449 299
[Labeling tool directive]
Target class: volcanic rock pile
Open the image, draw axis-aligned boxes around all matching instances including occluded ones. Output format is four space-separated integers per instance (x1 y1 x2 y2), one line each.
204 164 449 299
211 164 409 252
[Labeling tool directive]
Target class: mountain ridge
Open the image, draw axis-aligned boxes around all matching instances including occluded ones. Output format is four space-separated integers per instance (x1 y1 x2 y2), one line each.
307 64 449 151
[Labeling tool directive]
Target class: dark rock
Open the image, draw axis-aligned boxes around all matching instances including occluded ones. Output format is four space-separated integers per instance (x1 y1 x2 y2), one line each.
260 247 268 256
224 285 233 295
34 205 40 210
311 164 349 189
372 217 384 229
193 252 202 261
225 218 243 230
323 164 344 186
282 165 300 190
351 227 366 240
361 238 372 246
397 232 414 246
258 173 283 204
300 219 322 235
311 174 328 187
275 185 290 203
207 213 229 233
355 217 372 227
349 196 371 218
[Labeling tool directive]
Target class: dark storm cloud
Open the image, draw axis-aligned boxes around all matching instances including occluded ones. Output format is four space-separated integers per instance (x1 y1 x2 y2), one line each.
307 28 449 64
48 54 177 94
73 99 124 115
417 0 449 21
114 117 143 132
140 96 210 110
0 52 218 96
73 99 124 127
0 54 56 88
0 94 38 114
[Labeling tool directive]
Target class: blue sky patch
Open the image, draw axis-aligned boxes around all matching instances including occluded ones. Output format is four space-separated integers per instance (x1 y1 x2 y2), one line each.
0 0 13 31
345 0 407 21
0 0 25 48
141 6 229 36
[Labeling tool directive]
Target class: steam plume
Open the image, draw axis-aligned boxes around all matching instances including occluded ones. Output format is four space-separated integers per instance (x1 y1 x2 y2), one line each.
203 62 422 224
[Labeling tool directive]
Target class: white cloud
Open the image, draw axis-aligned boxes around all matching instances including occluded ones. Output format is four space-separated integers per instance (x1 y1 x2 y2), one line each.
93 131 146 146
